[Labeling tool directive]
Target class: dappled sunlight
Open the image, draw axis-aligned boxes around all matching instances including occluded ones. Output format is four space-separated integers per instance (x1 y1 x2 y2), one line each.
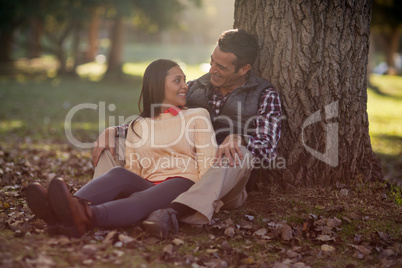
76 62 107 81
370 74 402 98
122 62 150 77
183 64 208 81
123 61 207 81
0 120 23 131
66 121 100 131
367 74 402 157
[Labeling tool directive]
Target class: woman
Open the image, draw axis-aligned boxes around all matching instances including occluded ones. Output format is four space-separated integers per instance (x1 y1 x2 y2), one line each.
26 59 216 238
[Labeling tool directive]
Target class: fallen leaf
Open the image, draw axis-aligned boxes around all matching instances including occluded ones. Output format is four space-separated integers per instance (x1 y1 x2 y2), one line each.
349 244 371 255
354 234 361 243
172 238 184 246
348 212 360 220
379 249 395 259
27 253 55 268
221 240 232 251
224 227 235 238
239 220 254 230
212 200 224 213
340 189 349 196
315 218 327 226
325 205 344 213
81 244 98 256
315 225 333 235
302 222 309 231
377 231 390 242
0 201 10 210
245 214 254 221
316 235 335 242
143 236 159 244
253 228 267 237
336 182 347 189
240 256 255 265
113 249 124 257
163 244 174 255
286 249 299 258
321 244 335 252
103 230 117 245
342 216 352 223
280 223 293 241
326 217 342 229
118 234 135 245
83 259 93 265
114 241 123 247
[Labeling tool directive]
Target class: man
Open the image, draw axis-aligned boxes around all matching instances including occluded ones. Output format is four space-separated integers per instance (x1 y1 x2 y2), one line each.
92 29 282 238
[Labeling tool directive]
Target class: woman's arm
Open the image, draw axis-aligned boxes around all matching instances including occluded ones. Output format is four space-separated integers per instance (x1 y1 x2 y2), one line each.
191 109 217 180
124 122 143 176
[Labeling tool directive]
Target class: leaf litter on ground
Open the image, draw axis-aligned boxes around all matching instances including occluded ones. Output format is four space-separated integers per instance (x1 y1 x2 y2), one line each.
0 141 401 267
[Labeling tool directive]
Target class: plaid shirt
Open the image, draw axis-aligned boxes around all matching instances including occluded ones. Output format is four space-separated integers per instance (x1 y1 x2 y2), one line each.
117 82 282 161
208 87 281 160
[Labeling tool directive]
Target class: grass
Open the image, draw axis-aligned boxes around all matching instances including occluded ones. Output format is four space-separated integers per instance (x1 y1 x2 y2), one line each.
0 57 208 145
368 74 402 157
367 74 402 184
0 77 139 142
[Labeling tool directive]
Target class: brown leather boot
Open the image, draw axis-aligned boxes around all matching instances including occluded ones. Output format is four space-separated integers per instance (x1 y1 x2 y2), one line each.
48 178 95 238
26 182 60 235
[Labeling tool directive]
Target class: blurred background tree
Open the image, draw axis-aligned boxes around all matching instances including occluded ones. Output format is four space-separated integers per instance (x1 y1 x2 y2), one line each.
0 0 31 62
371 0 402 75
0 0 237 78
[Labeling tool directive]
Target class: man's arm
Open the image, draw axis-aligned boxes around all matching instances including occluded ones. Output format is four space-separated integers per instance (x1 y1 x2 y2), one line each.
215 88 281 166
92 124 129 166
245 88 282 161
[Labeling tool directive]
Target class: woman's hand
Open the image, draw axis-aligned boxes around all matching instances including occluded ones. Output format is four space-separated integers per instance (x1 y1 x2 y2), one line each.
215 134 244 166
92 127 116 166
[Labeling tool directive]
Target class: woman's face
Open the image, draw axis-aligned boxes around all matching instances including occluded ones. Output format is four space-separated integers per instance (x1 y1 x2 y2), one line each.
162 66 188 108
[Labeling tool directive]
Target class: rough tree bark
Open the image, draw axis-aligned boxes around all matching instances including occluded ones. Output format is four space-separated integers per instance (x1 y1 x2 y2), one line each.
234 0 382 186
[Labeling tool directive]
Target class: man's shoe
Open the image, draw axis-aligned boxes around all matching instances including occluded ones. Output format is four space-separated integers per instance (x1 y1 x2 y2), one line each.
142 208 179 239
26 183 60 235
48 178 94 238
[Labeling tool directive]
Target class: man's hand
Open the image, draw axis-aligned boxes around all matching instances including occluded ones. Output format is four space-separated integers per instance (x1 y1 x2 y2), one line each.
92 127 116 167
215 134 244 166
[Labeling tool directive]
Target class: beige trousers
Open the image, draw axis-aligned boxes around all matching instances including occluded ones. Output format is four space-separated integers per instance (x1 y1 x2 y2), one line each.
92 137 126 179
92 138 255 225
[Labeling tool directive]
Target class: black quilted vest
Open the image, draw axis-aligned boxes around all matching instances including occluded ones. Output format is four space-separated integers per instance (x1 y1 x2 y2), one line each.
186 71 273 144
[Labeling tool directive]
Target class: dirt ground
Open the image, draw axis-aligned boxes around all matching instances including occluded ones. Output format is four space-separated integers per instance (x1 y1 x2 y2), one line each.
0 142 401 267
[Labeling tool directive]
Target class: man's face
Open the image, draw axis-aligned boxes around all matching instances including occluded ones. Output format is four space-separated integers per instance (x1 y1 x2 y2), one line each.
209 45 246 93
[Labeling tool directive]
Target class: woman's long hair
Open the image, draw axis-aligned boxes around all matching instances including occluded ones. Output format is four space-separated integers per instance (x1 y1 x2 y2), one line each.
131 59 179 135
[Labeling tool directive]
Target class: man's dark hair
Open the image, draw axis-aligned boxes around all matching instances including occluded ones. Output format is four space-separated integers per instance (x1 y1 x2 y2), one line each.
218 29 258 72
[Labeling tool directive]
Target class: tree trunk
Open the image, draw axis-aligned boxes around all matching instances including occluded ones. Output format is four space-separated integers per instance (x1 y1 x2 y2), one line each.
105 15 125 77
0 30 14 63
85 9 101 62
234 0 382 187
381 27 400 75
367 33 384 95
28 18 43 59
71 21 82 74
56 47 67 75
